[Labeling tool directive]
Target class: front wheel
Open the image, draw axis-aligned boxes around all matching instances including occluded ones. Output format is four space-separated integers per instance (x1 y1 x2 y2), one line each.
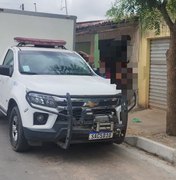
0 111 5 118
9 106 29 152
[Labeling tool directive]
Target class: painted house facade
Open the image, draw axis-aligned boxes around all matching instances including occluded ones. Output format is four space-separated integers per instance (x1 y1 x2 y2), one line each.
76 20 170 110
138 25 170 110
76 20 139 93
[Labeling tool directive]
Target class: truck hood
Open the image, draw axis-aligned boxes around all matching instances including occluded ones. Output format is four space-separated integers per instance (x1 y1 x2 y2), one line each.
18 75 121 96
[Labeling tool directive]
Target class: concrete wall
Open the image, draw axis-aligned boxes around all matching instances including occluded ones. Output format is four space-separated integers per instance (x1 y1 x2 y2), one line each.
76 34 95 60
128 27 140 91
75 42 91 54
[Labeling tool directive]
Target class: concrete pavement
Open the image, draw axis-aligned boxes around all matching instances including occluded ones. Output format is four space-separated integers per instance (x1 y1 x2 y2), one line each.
126 108 176 165
0 116 176 180
128 108 176 148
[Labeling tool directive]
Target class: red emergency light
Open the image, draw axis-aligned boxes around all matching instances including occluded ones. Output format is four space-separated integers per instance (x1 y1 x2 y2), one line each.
14 37 66 47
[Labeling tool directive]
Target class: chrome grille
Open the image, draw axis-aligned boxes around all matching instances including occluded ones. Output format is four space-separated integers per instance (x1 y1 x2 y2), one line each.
56 96 121 109
56 96 121 124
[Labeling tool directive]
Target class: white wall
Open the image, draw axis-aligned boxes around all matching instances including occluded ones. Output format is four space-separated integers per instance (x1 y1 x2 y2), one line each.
0 10 76 63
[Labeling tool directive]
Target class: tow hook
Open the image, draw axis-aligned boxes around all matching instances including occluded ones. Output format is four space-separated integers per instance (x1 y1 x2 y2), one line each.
116 128 122 137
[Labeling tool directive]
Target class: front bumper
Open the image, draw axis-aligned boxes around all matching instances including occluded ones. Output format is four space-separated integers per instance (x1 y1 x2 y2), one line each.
24 93 129 149
23 123 127 144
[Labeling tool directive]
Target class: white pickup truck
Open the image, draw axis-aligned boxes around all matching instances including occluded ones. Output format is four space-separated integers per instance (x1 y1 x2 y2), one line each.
0 37 134 152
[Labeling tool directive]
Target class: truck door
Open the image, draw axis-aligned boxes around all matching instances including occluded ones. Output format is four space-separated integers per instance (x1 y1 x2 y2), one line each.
0 50 14 112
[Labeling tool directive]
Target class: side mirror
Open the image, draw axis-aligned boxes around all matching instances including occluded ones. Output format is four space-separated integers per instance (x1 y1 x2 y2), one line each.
0 65 12 77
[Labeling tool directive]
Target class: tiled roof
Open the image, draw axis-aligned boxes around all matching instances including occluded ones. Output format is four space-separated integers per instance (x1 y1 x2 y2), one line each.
76 18 138 33
76 20 116 29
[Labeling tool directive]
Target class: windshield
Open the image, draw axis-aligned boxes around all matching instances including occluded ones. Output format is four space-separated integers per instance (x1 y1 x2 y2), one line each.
18 51 94 76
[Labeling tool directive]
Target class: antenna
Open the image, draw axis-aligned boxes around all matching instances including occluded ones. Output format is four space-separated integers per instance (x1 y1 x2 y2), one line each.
60 0 68 15
65 0 68 15
20 3 24 11
34 3 37 12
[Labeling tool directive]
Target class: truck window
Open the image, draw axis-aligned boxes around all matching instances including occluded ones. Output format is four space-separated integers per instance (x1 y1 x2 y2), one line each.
18 51 94 76
3 50 14 66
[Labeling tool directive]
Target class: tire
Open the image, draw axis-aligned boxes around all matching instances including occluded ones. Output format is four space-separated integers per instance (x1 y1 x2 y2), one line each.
9 106 29 152
115 136 125 144
0 111 5 118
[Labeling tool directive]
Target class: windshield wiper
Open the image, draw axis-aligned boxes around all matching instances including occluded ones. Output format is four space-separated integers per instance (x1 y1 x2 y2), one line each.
20 72 39 75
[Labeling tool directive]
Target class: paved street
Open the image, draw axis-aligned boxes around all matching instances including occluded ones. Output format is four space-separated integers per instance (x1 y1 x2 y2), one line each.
0 116 176 180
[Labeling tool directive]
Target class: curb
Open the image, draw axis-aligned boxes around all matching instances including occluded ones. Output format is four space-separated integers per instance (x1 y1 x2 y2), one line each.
125 136 176 165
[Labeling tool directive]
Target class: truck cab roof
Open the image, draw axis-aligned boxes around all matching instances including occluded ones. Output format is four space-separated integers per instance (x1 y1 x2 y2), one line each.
12 46 75 54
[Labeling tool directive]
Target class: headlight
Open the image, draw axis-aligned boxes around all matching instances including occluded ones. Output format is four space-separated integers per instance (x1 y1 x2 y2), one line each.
26 92 57 108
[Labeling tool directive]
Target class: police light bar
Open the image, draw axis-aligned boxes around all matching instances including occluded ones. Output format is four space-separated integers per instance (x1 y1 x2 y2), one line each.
14 37 66 47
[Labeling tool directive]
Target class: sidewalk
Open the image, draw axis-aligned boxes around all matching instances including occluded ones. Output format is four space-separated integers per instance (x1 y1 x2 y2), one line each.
127 108 176 149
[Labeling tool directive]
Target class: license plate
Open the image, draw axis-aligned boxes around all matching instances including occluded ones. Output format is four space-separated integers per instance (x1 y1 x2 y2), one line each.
89 131 113 140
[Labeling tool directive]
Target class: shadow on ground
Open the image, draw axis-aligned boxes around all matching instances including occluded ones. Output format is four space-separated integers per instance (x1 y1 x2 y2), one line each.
0 115 121 164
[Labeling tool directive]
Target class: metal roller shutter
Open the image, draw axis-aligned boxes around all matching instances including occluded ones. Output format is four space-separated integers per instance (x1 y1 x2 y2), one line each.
149 39 169 110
